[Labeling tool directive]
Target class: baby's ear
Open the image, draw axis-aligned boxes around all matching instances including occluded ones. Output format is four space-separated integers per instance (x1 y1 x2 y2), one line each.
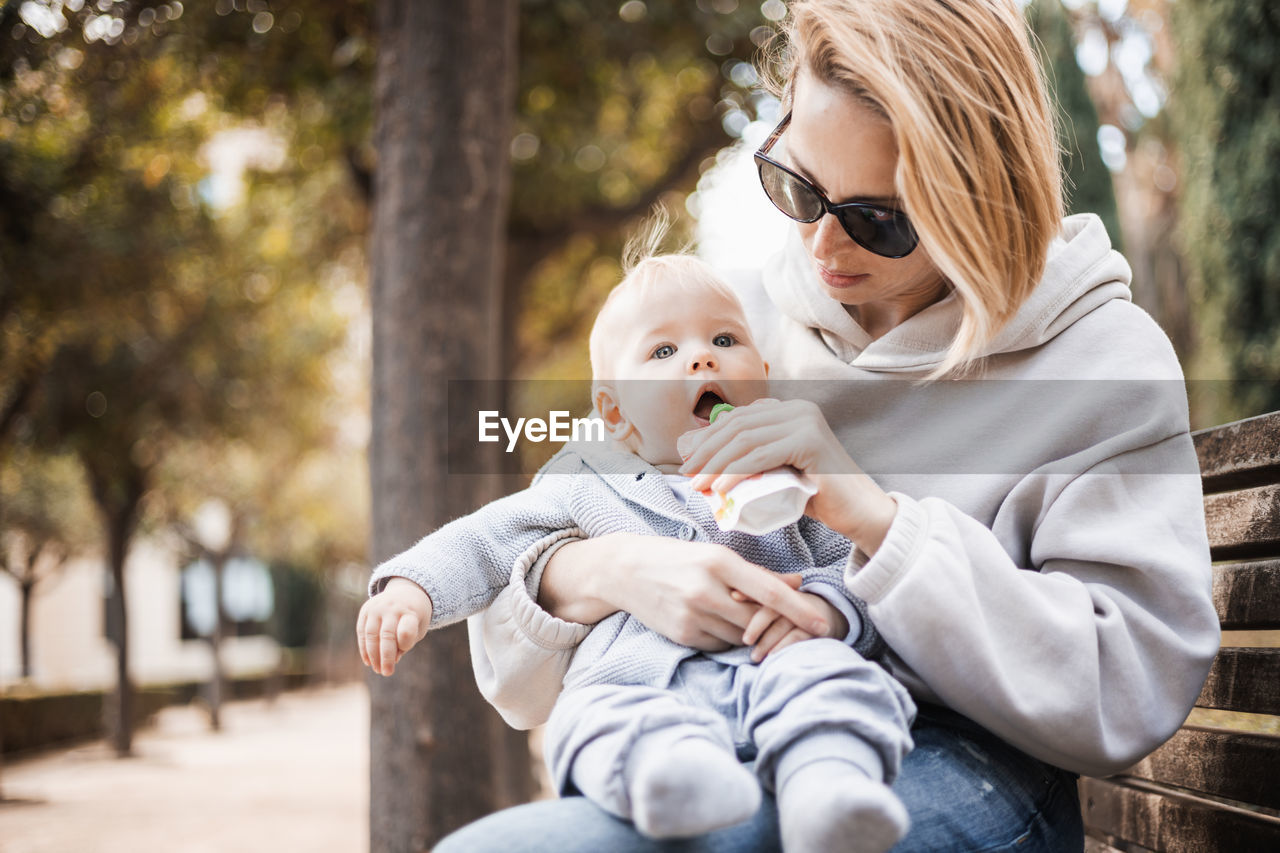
592 385 634 440
764 360 770 378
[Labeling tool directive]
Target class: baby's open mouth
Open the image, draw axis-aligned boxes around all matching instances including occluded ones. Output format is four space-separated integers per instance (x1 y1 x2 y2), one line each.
693 389 726 421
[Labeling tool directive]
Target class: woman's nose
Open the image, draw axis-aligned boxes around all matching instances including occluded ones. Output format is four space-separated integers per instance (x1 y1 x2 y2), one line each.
810 212 856 259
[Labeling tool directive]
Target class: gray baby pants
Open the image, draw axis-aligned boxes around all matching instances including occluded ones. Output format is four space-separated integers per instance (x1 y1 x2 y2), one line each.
544 638 916 821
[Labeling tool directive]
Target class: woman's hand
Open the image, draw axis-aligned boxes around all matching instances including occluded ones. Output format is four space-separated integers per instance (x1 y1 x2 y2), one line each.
537 532 834 650
678 398 898 554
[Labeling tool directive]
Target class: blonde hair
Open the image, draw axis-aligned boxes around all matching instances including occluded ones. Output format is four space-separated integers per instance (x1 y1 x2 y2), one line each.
589 212 746 379
771 0 1064 376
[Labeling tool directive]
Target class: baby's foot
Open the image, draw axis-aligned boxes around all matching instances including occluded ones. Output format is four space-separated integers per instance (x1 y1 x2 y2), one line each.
627 738 762 839
778 760 909 853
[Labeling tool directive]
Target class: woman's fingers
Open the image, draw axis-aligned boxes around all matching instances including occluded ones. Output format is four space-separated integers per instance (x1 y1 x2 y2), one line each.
716 559 830 636
694 444 792 495
685 423 797 493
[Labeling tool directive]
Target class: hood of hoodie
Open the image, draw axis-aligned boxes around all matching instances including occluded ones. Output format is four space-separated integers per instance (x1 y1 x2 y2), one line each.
761 213 1133 373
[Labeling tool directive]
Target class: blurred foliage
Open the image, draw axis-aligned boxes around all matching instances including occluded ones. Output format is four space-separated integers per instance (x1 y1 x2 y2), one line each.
0 445 95 676
1026 0 1120 246
506 0 776 382
1172 0 1280 417
0 444 95 600
0 0 776 567
0 446 95 556
0 0 367 584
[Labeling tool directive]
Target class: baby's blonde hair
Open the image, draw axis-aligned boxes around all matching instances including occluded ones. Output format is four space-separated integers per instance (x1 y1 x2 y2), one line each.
770 0 1065 376
589 213 747 380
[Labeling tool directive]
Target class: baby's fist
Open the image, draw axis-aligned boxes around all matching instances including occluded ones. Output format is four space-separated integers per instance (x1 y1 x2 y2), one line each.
357 578 433 676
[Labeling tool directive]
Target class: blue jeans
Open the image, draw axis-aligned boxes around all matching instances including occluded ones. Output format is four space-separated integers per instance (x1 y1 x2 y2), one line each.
435 704 1084 852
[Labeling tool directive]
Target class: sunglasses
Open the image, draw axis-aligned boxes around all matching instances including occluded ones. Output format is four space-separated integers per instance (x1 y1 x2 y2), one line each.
754 113 919 259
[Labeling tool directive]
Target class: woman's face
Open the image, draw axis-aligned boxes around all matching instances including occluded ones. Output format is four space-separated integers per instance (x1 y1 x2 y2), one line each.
786 71 948 334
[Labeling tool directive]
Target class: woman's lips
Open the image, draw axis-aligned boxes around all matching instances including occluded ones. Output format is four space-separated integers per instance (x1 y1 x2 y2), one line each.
817 266 869 289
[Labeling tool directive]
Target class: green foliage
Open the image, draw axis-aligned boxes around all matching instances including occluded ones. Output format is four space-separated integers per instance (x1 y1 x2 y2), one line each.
1 1 364 570
511 0 767 222
0 445 95 576
1025 0 1121 245
0 0 778 574
1173 0 1280 416
508 0 773 379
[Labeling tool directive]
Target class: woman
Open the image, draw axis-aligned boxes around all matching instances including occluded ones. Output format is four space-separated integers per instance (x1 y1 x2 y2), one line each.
441 0 1219 849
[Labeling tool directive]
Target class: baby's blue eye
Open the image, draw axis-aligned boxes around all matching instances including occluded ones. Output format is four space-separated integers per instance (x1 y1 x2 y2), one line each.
652 344 675 359
713 334 735 347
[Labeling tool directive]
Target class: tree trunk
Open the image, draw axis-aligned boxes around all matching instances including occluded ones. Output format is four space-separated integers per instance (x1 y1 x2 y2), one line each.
19 580 33 680
208 552 226 731
104 507 136 757
369 1 530 850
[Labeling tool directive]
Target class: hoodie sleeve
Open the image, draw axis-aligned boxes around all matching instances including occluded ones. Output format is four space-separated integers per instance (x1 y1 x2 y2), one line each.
845 430 1219 778
795 516 883 659
467 530 592 729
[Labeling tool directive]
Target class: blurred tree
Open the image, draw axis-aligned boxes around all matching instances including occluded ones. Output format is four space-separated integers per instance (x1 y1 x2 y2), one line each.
506 0 773 380
1173 0 1280 416
0 447 95 679
368 0 527 847
1026 0 1121 244
1 0 357 754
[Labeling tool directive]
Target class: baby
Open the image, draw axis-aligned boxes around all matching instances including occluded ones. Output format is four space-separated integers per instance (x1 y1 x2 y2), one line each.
358 251 915 853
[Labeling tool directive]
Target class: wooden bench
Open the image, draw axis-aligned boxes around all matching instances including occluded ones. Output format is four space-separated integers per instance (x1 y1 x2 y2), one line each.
1080 410 1280 852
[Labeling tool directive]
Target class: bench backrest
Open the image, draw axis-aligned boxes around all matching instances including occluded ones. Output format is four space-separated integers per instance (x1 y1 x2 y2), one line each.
1080 410 1280 852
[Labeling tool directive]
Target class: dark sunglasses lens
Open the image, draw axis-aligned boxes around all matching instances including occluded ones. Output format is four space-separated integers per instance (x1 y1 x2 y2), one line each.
757 159 823 223
836 206 917 258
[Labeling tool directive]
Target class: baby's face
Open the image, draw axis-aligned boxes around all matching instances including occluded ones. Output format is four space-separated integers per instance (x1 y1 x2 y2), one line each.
595 285 770 467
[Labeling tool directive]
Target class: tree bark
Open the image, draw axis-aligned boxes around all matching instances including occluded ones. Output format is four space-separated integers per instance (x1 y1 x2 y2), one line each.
369 1 530 850
208 551 226 732
19 580 33 680
104 505 136 757
85 456 145 759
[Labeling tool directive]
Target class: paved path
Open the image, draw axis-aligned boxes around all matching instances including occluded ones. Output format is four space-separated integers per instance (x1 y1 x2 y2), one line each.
0 683 369 853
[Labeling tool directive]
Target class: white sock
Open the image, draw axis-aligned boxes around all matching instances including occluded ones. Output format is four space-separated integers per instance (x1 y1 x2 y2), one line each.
626 737 762 839
777 759 909 853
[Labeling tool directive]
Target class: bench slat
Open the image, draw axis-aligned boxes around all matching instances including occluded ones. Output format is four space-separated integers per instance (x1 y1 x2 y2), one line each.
1214 560 1280 629
1080 776 1280 853
1204 485 1280 561
1121 727 1280 811
1196 647 1280 715
1194 410 1280 494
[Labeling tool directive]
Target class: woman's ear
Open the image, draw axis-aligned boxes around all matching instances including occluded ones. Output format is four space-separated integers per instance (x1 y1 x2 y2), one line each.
593 385 634 441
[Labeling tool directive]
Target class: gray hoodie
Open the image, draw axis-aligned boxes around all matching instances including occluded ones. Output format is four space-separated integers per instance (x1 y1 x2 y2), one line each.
468 214 1219 777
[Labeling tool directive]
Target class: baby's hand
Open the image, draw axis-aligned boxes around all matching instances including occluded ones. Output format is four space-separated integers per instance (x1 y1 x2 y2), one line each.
733 589 845 662
357 578 432 676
